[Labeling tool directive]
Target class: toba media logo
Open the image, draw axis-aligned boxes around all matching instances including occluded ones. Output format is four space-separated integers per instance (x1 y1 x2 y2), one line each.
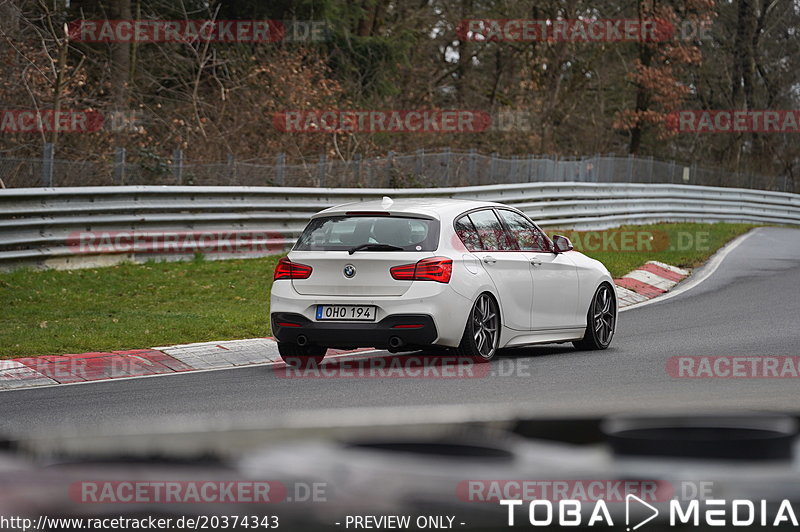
500 496 800 528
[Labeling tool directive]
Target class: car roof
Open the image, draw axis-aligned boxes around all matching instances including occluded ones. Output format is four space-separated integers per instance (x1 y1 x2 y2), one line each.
314 198 507 220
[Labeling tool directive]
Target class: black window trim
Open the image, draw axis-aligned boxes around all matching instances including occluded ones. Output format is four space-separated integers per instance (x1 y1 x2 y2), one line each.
494 207 553 253
453 207 518 252
455 213 484 251
453 206 553 253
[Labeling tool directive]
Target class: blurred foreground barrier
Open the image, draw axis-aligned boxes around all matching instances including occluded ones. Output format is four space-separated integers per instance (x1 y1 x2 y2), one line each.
1 182 798 270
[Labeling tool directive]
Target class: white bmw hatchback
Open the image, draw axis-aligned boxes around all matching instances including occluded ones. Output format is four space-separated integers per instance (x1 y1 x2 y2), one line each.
270 198 617 363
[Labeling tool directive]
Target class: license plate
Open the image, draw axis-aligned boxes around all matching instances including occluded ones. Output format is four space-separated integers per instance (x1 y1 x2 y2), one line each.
316 305 376 321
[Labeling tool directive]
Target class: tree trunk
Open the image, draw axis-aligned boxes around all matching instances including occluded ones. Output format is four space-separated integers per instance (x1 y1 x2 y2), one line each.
730 0 758 170
110 0 131 111
628 48 651 156
628 0 654 155
454 0 473 105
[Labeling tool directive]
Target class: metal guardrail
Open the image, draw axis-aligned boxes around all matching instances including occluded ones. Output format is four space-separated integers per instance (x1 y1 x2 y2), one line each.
1 182 799 270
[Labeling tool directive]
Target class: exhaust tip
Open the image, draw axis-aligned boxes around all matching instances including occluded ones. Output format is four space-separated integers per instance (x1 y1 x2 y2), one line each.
296 335 308 346
388 336 403 349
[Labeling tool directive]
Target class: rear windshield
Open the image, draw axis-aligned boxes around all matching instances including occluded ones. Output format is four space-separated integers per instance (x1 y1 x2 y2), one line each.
294 215 439 252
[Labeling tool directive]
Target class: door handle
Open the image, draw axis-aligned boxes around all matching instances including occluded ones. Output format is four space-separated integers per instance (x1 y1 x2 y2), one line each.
530 258 542 267
482 255 497 264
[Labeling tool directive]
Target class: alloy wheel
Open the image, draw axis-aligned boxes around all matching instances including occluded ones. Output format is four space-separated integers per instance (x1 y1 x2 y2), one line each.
592 284 616 347
472 293 499 359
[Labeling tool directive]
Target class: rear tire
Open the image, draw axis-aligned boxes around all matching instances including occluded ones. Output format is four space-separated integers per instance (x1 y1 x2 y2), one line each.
278 342 327 368
573 283 616 350
455 293 500 362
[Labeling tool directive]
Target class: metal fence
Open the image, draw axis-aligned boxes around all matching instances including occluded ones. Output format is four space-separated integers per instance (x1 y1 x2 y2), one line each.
0 146 793 192
1 182 798 271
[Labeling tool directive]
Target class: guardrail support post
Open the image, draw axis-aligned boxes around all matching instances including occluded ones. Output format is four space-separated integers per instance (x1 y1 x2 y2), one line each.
276 152 285 186
626 154 634 182
113 147 126 185
551 154 558 182
353 153 362 186
172 149 184 184
510 154 518 182
318 153 327 187
443 147 451 186
386 151 394 187
468 148 477 185
42 142 54 187
527 154 534 182
227 153 236 184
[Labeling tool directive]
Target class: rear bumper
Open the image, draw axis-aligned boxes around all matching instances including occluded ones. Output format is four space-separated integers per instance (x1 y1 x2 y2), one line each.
271 312 438 350
269 279 473 346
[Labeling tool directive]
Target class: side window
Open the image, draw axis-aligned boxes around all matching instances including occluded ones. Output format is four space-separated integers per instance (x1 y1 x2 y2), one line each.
454 216 483 251
498 209 550 252
467 209 517 251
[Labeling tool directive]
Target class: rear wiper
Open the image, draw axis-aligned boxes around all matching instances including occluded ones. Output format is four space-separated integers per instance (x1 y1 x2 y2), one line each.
348 243 404 255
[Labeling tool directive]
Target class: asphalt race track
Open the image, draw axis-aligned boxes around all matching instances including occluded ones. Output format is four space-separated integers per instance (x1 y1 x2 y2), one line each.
2 226 799 438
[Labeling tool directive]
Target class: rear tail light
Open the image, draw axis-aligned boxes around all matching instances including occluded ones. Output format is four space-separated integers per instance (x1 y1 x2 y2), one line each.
273 257 313 280
390 257 452 283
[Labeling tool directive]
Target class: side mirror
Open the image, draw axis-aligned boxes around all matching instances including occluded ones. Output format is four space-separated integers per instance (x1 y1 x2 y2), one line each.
552 234 574 253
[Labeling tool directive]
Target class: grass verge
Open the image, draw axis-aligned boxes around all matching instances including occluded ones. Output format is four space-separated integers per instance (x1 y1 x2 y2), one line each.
0 222 757 358
553 222 757 278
